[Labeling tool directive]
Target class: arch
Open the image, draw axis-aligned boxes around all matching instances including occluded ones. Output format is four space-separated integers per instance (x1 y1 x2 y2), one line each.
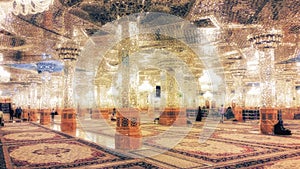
76 12 225 108
74 12 226 155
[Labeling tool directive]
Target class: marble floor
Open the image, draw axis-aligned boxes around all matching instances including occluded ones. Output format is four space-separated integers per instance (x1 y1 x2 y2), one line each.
1 114 300 168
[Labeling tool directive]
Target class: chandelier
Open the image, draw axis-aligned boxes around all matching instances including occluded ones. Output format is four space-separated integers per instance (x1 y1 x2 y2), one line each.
199 70 212 91
0 1 12 19
56 41 81 61
138 80 153 92
0 66 10 82
248 28 283 49
37 60 63 73
12 0 54 15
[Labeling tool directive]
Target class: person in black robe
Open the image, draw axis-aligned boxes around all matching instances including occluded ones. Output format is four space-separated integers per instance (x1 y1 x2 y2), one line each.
225 106 235 120
196 106 202 121
274 112 291 135
51 108 55 122
274 120 291 135
9 109 14 121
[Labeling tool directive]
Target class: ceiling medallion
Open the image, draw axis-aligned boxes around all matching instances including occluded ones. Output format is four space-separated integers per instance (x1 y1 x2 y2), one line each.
12 0 54 15
247 28 283 49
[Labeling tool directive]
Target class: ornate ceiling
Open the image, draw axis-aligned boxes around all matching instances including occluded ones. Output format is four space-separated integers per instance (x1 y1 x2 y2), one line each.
0 0 299 99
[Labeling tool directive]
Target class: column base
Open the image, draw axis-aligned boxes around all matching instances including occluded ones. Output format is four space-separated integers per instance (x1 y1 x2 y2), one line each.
115 132 142 150
61 108 77 132
115 108 142 150
29 109 38 122
260 108 278 135
158 108 187 126
39 109 51 125
233 107 243 122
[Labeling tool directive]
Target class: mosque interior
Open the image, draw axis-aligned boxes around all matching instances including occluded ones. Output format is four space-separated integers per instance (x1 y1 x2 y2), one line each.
0 0 300 168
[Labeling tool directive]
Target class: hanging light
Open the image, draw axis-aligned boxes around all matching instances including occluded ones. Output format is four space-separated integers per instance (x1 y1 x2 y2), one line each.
247 28 283 49
56 40 81 61
107 86 118 96
138 80 153 92
247 84 260 95
203 91 213 100
0 1 12 28
12 0 54 16
0 66 10 82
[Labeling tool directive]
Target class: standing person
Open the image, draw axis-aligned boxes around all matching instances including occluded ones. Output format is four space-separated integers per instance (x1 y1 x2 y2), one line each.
15 107 20 119
0 109 4 126
9 108 14 121
219 105 226 123
18 107 23 119
196 106 202 122
51 108 55 122
15 107 19 119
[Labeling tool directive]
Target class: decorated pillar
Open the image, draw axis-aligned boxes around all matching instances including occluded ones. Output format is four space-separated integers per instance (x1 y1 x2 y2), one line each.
259 49 276 107
248 28 282 134
159 72 186 126
57 40 80 131
38 10 54 125
166 72 180 107
115 51 141 150
39 74 51 125
115 22 141 150
120 52 130 108
29 83 38 109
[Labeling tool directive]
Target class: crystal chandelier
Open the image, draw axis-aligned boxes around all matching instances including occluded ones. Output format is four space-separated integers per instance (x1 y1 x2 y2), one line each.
248 28 283 49
37 60 63 73
0 66 10 82
12 0 54 15
138 80 153 92
56 41 81 61
56 40 81 108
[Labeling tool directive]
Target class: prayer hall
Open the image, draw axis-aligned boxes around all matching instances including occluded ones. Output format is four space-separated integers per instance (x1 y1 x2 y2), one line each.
0 0 300 168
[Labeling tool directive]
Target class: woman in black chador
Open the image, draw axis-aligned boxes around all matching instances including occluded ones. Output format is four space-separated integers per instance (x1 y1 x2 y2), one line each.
196 106 202 121
225 106 235 120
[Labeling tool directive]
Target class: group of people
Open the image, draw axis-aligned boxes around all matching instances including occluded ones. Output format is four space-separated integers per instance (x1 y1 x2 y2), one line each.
0 106 22 125
195 105 235 123
9 107 23 121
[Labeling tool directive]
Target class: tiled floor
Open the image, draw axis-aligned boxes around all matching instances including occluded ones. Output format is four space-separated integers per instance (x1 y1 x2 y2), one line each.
1 114 300 168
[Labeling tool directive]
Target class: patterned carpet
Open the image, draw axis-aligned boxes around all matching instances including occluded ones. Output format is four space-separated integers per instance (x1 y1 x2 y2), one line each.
0 122 163 169
140 120 300 168
1 119 300 168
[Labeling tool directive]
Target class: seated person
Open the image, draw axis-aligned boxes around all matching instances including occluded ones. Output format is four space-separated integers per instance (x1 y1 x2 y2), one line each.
110 114 116 121
154 117 159 124
225 107 235 120
110 108 117 121
274 120 291 135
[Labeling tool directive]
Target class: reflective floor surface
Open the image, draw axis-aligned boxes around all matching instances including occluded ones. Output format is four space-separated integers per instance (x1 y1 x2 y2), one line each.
1 114 300 168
